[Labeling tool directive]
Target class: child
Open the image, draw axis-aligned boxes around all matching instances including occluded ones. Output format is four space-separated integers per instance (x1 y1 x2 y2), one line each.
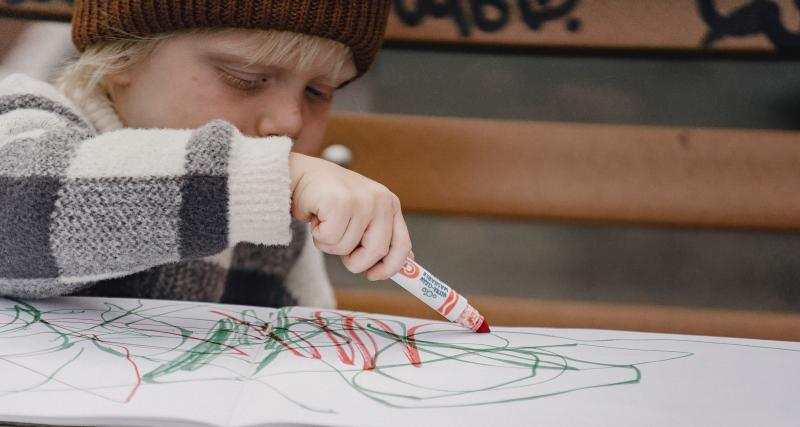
0 0 412 309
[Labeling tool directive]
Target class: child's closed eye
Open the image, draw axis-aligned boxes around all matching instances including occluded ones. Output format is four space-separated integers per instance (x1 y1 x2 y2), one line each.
217 68 333 103
305 86 333 102
218 69 267 91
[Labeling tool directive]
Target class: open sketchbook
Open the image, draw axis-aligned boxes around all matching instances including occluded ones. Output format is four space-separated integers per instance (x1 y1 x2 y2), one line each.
0 296 797 427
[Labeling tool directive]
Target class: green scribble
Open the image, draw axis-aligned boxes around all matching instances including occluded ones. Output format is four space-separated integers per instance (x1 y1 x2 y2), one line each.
0 297 796 412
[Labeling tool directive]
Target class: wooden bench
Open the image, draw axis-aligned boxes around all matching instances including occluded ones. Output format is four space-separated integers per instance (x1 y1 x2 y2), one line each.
321 113 800 341
322 113 800 229
322 0 800 340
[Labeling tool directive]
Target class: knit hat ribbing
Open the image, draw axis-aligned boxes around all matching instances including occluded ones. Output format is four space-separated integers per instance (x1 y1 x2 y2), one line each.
71 1 391 78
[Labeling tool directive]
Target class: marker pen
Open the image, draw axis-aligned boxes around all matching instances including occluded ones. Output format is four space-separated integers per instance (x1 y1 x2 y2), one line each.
390 258 490 333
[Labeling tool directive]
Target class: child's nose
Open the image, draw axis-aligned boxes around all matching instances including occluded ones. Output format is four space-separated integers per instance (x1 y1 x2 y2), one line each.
256 97 303 140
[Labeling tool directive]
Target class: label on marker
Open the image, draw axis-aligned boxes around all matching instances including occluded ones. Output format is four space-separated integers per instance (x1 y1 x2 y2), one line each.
392 259 485 331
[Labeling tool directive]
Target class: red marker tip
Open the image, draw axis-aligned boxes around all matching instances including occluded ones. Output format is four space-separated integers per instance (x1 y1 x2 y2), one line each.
475 319 491 333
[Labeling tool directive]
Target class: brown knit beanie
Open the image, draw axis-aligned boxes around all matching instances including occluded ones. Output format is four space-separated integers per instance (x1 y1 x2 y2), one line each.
71 0 391 78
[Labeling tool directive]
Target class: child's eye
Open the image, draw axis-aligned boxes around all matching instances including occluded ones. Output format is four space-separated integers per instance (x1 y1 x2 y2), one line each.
306 86 333 102
219 70 266 91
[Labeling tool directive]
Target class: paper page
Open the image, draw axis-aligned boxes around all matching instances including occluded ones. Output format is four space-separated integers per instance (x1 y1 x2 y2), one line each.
0 297 265 427
229 307 800 427
0 297 798 427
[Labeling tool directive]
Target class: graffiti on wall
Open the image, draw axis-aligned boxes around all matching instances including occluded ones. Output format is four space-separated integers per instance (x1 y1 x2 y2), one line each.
4 0 800 51
697 0 800 51
392 0 582 36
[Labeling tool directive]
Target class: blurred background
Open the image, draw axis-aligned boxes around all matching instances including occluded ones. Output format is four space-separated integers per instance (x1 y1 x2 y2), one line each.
327 48 800 312
330 1 800 313
1 0 799 315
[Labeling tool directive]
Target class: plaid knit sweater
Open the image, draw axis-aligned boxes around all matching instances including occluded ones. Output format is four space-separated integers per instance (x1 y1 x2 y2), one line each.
0 73 335 308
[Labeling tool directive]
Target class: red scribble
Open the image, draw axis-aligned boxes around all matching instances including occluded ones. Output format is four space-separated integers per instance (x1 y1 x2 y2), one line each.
313 313 355 366
267 332 321 359
212 311 323 361
313 311 379 370
344 316 378 370
114 337 142 403
214 310 424 371
289 330 322 359
370 318 424 368
209 310 271 337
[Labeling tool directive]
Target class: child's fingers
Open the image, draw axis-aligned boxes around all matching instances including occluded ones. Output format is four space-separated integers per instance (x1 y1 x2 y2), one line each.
321 196 372 255
340 202 393 274
311 193 351 248
366 207 412 281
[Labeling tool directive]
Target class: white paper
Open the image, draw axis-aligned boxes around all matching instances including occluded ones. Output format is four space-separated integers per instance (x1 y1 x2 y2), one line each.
0 296 797 427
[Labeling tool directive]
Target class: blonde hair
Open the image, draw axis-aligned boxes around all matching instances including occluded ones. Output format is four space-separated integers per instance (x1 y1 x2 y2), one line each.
55 28 354 108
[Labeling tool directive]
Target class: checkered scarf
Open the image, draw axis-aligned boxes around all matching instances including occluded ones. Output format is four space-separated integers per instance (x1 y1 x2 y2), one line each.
0 73 333 308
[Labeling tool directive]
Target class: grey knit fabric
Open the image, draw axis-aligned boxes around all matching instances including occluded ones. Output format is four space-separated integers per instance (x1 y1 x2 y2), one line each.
73 227 306 307
0 74 304 308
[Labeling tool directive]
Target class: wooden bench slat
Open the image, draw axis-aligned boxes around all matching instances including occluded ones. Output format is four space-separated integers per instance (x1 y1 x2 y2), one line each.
323 112 800 230
335 288 800 342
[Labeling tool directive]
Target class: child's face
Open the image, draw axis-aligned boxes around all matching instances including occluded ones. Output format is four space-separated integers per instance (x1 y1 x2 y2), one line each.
106 31 357 155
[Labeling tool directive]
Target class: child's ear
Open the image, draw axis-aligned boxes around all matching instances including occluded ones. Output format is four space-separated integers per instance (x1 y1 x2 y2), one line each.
105 70 133 87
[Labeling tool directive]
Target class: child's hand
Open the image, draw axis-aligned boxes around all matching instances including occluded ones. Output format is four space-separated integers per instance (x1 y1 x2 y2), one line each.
289 153 412 281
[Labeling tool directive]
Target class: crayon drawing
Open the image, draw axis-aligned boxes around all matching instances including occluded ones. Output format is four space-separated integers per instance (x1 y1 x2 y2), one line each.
0 296 691 412
0 296 798 427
